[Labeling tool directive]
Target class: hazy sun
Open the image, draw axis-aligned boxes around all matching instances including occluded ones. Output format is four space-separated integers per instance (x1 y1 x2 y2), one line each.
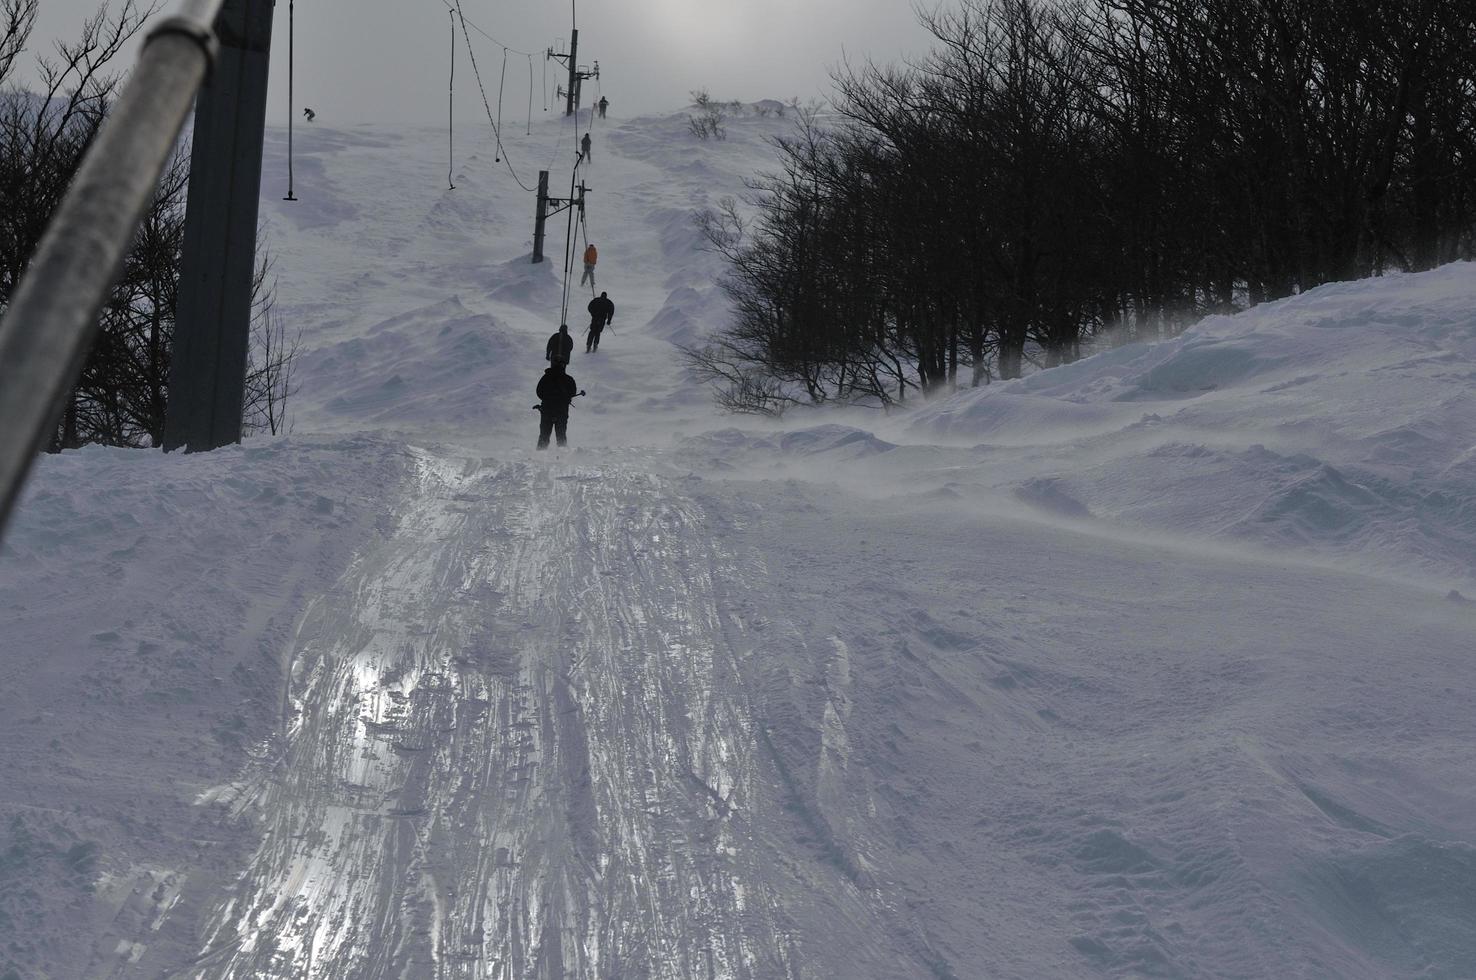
641 1 754 49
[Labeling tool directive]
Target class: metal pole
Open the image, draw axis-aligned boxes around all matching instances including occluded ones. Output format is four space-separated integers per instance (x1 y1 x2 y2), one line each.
162 0 278 453
565 28 578 116
0 1 222 538
448 9 455 189
533 170 549 263
283 0 296 201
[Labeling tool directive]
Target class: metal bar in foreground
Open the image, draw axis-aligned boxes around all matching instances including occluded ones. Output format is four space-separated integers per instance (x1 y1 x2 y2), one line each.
0 0 223 538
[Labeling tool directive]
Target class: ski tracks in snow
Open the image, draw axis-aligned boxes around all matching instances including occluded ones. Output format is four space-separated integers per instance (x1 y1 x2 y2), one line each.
188 450 799 979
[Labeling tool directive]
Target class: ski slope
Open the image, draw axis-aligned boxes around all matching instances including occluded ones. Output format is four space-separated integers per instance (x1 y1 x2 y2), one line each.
2 107 1475 980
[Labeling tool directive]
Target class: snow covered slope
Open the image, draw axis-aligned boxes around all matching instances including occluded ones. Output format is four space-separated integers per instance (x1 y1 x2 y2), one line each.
2 108 1474 980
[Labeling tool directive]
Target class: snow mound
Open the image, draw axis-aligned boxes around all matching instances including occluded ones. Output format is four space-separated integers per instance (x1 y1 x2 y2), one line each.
645 285 729 348
0 437 404 976
681 424 897 465
486 253 564 312
777 425 897 458
1295 836 1476 973
905 264 1476 580
301 296 528 436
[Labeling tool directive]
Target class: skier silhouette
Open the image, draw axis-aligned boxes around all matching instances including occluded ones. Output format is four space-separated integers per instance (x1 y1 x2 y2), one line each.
586 292 614 351
545 324 574 365
535 362 582 449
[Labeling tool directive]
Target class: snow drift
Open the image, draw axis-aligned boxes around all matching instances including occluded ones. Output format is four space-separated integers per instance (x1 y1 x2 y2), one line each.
2 109 1474 979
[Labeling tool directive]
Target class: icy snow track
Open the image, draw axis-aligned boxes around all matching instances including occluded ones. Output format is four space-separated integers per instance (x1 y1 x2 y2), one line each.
177 451 797 979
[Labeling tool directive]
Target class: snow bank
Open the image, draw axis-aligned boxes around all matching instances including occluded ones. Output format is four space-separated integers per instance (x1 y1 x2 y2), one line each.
897 265 1476 582
0 437 406 976
303 296 529 436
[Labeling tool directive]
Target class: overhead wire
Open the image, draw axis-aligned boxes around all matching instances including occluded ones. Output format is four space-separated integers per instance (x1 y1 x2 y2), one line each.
494 46 507 162
430 0 542 183
584 61 602 153
559 113 593 323
430 0 597 322
294 0 598 329
432 0 536 57
579 206 595 297
559 163 579 326
545 74 578 173
451 0 537 193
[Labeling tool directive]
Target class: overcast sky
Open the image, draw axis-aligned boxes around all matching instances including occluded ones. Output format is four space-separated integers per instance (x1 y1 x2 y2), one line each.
20 0 938 123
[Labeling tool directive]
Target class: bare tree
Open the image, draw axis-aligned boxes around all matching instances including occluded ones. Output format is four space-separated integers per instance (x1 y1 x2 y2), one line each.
0 0 38 87
691 0 1476 412
242 250 302 437
687 88 728 141
0 1 158 449
5 1 303 451
1 1 155 313
64 144 190 447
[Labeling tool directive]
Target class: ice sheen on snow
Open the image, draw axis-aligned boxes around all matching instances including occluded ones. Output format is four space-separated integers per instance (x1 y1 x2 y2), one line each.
0 109 1474 979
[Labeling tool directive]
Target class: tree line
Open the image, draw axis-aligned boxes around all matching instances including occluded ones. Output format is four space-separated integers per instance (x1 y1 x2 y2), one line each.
689 0 1476 412
1 0 298 451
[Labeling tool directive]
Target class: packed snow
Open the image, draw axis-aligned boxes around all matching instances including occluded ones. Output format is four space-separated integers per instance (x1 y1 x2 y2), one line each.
2 105 1474 979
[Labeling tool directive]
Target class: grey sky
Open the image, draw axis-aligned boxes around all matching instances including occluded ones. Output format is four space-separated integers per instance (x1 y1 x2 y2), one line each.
21 0 936 122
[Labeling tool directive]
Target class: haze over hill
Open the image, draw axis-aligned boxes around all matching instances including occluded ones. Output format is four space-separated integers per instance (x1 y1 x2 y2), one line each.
1 106 1474 979
25 0 933 120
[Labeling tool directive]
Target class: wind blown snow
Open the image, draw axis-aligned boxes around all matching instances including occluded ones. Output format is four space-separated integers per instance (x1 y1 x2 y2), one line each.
2 107 1474 979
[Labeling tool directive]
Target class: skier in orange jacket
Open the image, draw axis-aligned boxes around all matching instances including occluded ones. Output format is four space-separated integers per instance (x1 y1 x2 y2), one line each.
580 243 598 287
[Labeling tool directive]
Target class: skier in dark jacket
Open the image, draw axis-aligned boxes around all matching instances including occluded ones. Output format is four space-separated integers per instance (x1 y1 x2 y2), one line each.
580 132 592 162
535 362 582 449
586 292 614 352
545 324 574 365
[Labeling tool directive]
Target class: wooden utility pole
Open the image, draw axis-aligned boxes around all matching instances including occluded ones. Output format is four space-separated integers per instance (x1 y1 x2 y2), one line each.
163 0 276 453
533 170 550 263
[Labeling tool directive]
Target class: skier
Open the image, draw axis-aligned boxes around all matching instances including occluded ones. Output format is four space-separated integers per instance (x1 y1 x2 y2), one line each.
580 132 592 162
597 96 608 119
545 324 574 366
586 292 614 352
535 362 582 449
579 243 598 287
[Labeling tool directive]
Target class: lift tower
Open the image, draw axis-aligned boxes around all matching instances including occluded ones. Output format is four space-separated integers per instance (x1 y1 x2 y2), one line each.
548 33 598 117
163 0 276 452
533 176 588 264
